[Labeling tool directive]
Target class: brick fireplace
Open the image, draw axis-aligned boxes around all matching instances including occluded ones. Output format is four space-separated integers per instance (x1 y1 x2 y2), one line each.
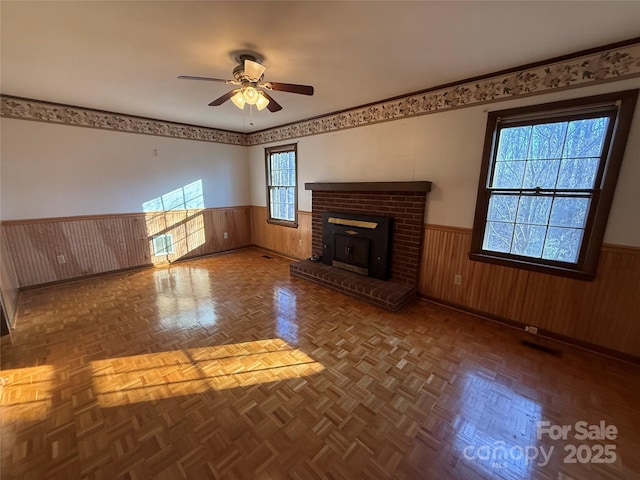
290 181 431 310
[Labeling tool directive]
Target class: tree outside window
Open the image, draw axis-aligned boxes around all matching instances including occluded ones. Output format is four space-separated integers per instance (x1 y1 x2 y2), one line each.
470 90 638 279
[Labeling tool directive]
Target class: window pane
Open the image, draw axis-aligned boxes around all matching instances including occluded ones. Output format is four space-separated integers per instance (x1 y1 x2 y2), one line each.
549 197 590 228
492 161 525 188
483 221 514 253
287 187 295 204
542 227 583 263
522 160 560 189
496 126 531 161
487 195 519 223
516 196 552 226
529 122 567 160
556 158 599 189
287 204 294 221
512 224 547 257
564 117 609 158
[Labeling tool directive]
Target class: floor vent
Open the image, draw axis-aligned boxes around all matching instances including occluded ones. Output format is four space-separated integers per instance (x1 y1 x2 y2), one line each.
521 339 562 357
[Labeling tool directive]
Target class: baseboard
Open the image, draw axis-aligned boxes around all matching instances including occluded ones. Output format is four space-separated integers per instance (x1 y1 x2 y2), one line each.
19 263 155 291
419 294 640 366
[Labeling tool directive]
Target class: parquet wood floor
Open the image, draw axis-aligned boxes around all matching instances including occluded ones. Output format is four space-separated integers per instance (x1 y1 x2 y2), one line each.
2 248 639 480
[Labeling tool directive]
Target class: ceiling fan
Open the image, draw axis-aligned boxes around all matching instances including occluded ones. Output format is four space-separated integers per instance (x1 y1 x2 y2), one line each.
178 51 314 113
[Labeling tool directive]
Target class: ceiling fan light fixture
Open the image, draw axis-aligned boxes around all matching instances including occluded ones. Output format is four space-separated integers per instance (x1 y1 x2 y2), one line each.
230 90 246 109
242 85 259 105
256 91 270 111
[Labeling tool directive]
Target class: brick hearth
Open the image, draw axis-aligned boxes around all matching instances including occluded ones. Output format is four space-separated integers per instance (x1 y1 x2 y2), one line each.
290 259 415 311
290 182 431 310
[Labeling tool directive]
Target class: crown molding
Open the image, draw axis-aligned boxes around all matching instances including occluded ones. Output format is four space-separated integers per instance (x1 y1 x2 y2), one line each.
2 40 639 146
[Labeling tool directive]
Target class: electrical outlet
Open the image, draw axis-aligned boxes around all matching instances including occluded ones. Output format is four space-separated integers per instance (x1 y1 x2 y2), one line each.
56 255 66 264
223 232 228 239
525 325 539 334
299 239 303 246
454 274 462 285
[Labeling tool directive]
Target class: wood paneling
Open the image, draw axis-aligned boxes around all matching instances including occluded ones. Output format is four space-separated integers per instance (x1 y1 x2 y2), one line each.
2 207 251 287
250 206 311 259
145 207 251 263
419 224 640 357
0 226 20 324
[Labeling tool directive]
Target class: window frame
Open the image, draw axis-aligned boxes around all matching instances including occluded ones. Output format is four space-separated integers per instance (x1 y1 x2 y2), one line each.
265 143 298 228
469 90 638 280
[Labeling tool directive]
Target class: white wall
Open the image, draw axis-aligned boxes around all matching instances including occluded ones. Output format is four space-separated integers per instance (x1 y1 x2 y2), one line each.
0 119 250 220
249 78 640 247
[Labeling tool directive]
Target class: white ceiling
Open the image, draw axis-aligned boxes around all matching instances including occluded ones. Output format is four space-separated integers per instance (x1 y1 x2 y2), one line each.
2 1 639 133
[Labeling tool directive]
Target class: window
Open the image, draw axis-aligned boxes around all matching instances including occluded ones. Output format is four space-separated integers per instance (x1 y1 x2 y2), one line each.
470 90 637 279
265 144 298 227
153 234 174 256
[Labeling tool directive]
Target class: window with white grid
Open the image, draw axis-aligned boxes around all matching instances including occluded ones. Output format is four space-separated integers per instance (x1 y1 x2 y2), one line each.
265 144 298 227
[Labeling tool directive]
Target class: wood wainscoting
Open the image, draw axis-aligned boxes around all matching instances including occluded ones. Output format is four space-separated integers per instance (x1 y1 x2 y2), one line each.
2 207 251 288
250 206 312 260
0 227 20 325
419 224 640 358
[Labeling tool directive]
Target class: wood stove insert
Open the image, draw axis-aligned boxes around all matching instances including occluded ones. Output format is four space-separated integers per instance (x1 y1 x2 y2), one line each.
322 212 392 280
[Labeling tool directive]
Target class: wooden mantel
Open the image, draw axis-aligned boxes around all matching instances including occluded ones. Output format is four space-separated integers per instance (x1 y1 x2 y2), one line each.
305 181 432 192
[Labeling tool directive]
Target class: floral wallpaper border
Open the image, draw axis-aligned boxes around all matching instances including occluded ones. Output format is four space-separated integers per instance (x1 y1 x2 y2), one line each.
0 97 247 146
246 42 640 145
2 42 639 146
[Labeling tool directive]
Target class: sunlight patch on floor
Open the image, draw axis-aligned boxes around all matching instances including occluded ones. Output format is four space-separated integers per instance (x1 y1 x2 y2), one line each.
91 339 324 407
0 365 55 423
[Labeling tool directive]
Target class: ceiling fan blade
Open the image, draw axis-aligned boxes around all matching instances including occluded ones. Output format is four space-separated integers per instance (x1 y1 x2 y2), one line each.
266 82 314 96
208 90 235 106
178 75 229 83
260 91 283 112
244 60 266 81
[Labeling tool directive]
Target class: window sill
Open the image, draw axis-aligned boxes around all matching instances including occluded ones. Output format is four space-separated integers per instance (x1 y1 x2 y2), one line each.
267 218 298 229
468 252 596 281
